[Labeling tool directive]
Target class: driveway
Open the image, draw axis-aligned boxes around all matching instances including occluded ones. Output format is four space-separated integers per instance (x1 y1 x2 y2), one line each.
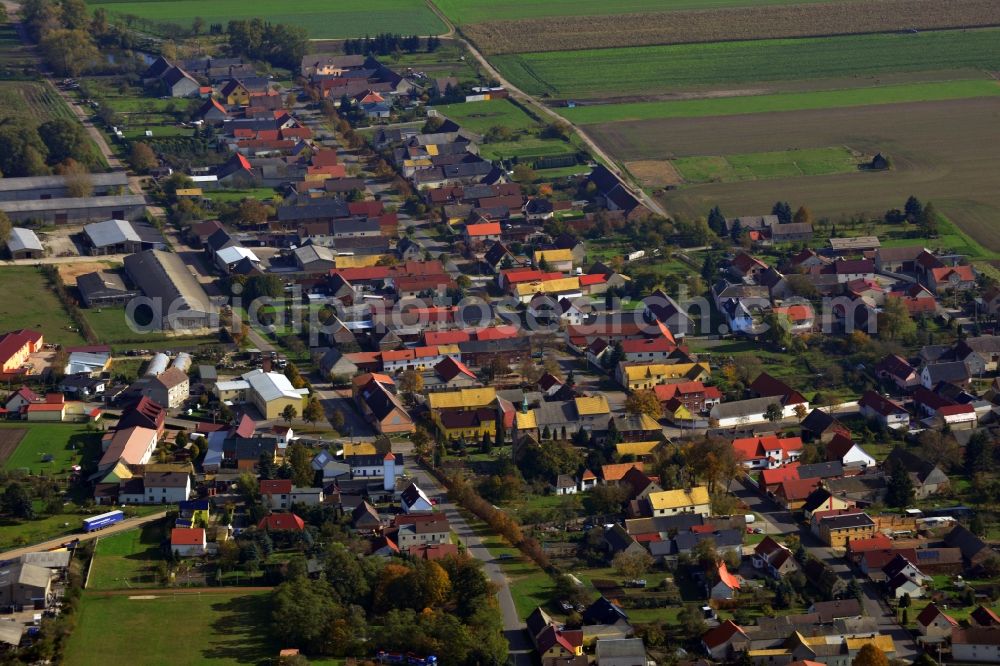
408 463 534 666
311 384 376 440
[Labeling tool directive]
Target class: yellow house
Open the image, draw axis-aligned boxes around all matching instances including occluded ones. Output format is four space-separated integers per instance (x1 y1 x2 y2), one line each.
648 486 711 517
221 80 251 106
334 254 386 269
816 512 877 548
533 248 574 271
515 276 581 303
537 626 583 660
617 362 711 391
428 387 497 412
663 402 694 424
616 441 662 458
574 395 610 418
436 407 497 441
244 370 308 420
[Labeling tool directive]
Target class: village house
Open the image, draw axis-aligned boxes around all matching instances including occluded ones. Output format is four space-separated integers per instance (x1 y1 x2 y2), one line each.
646 486 710 517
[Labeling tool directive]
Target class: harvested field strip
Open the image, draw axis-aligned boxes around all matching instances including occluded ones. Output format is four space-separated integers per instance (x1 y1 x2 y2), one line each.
560 80 1000 123
672 147 862 183
494 28 1000 98
0 430 26 467
435 0 867 24
466 0 1000 55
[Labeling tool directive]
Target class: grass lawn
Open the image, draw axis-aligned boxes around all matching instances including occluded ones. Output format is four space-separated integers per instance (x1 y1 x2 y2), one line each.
64 591 277 665
199 188 280 204
0 267 87 347
434 99 541 134
0 504 163 551
562 79 1000 124
673 146 861 183
496 29 1000 98
80 307 220 350
87 0 445 38
1 423 101 477
87 522 169 590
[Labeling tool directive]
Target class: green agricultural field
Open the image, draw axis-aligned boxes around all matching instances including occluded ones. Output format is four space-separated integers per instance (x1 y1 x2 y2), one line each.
0 267 87 347
0 423 101 476
80 307 219 351
433 99 540 134
494 28 1000 98
64 592 276 665
433 0 861 24
87 522 168 590
0 80 76 124
86 0 446 38
561 79 1000 123
672 147 862 183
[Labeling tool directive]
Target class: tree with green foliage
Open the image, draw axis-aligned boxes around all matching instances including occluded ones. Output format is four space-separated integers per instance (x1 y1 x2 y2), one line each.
286 442 313 487
37 118 90 166
919 201 940 237
885 452 915 508
2 482 34 519
904 196 923 223
302 396 323 425
281 404 298 425
878 296 916 341
764 402 783 422
707 206 725 235
271 577 342 654
771 201 792 224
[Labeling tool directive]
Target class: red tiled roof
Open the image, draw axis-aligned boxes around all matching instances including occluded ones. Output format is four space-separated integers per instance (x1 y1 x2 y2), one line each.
260 479 292 495
717 562 741 589
760 463 801 487
702 620 747 649
425 330 471 346
474 325 519 341
170 527 205 546
258 513 305 531
466 222 501 236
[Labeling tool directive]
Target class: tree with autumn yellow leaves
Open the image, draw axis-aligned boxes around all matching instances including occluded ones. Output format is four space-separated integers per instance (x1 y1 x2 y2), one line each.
625 389 663 419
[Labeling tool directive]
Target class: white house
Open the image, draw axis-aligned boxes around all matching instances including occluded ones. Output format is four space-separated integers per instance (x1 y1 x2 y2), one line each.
170 527 207 557
400 482 433 513
952 627 1000 663
858 391 909 429
141 472 191 504
710 396 807 428
826 434 877 469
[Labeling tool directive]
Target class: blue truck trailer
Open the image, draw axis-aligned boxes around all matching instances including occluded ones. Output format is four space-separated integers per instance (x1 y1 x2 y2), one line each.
82 510 124 533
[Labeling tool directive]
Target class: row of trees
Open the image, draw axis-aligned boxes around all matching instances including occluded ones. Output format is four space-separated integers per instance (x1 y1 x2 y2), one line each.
342 33 441 56
226 19 309 70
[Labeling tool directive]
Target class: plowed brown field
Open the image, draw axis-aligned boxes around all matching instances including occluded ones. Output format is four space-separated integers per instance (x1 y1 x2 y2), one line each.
465 0 1000 54
585 98 1000 250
